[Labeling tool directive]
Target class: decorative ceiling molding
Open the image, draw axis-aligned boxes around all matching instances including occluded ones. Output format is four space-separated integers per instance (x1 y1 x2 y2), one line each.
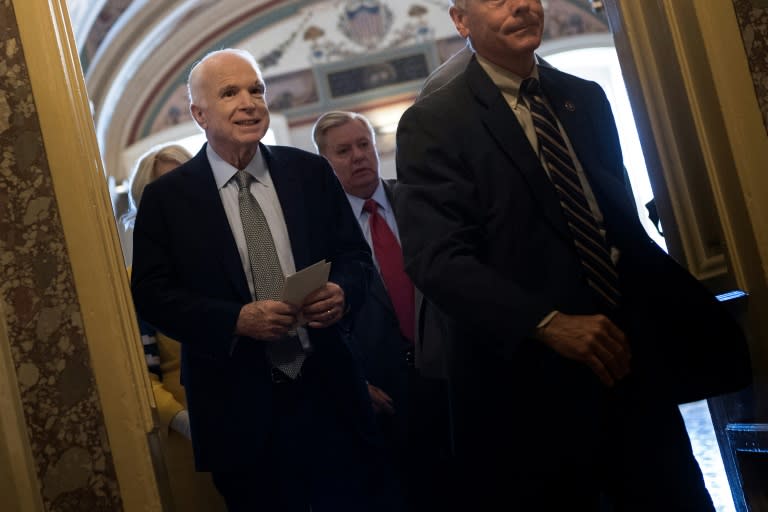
74 0 608 180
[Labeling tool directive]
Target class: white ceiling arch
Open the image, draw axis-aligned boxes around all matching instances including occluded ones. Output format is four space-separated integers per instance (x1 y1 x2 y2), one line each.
69 0 609 181
85 0 293 181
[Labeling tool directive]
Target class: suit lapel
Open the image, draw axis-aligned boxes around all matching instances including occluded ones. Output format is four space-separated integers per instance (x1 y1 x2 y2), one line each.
382 179 422 321
184 146 251 303
538 68 638 238
382 179 396 211
371 271 397 313
465 58 570 240
261 144 310 271
368 180 400 314
539 68 599 185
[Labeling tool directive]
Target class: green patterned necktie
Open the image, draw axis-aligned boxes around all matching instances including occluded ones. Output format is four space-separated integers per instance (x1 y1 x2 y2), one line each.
236 169 305 378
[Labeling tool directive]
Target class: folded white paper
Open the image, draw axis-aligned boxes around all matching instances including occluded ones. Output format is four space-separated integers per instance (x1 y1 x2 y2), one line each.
281 259 331 306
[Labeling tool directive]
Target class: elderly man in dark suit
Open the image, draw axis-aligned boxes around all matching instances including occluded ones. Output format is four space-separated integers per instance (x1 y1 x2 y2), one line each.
394 1 751 511
131 49 378 512
313 110 452 511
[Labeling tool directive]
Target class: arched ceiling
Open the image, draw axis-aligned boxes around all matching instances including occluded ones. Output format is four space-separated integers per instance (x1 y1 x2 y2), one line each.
66 0 609 181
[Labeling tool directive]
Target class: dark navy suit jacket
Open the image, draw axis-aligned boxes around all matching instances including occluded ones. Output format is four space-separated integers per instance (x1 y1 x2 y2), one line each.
131 143 375 471
395 57 750 467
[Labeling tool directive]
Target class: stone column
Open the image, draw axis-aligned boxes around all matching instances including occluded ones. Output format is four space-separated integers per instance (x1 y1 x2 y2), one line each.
0 1 167 510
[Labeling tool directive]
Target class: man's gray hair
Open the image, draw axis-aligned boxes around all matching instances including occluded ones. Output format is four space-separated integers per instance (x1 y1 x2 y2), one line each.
311 111 377 155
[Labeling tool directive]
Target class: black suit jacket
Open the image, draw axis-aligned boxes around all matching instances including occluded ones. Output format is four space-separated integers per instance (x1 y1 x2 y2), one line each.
395 57 750 463
131 143 374 471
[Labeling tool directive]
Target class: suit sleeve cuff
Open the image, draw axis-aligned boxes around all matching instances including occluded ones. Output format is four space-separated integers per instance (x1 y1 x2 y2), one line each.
536 310 559 329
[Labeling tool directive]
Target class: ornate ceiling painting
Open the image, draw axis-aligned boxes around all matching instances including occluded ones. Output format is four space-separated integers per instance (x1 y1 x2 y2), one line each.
69 0 607 180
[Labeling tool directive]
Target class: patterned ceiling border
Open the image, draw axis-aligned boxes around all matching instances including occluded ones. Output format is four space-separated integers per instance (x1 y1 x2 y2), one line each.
127 0 607 144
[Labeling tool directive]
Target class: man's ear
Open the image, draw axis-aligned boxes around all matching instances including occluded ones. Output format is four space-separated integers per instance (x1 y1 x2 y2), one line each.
190 104 206 129
449 6 470 39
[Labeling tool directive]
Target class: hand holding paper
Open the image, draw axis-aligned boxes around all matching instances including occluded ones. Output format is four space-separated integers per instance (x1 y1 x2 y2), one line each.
281 260 331 306
280 260 343 328
302 282 345 329
235 300 299 341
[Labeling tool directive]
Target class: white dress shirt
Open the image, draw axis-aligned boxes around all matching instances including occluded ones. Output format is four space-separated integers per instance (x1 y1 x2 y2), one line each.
207 144 310 349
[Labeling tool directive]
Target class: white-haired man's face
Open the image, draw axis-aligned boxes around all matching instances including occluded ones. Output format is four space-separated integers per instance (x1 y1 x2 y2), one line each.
189 51 270 165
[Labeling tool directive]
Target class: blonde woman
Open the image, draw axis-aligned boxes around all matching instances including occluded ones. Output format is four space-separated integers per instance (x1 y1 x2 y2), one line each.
122 143 193 230
125 143 226 512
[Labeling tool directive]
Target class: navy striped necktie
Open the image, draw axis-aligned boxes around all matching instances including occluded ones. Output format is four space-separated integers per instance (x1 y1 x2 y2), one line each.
521 77 621 308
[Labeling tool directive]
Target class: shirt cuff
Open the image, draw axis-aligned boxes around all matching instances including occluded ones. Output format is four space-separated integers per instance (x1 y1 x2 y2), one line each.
536 310 559 329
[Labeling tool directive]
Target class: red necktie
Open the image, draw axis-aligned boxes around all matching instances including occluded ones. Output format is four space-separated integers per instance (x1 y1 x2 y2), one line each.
363 199 415 342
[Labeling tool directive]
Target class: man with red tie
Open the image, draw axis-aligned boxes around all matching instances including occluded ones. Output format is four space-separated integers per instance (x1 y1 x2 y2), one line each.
313 111 452 511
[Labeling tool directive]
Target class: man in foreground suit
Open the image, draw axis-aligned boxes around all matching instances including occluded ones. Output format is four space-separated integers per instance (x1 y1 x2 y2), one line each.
418 42 553 99
131 49 377 512
313 111 452 510
418 43 473 99
394 1 751 510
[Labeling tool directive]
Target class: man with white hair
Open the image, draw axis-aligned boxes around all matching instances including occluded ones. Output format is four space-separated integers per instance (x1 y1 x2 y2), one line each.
131 49 379 511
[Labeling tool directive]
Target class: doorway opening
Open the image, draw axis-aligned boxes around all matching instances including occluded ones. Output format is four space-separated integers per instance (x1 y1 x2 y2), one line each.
542 35 734 512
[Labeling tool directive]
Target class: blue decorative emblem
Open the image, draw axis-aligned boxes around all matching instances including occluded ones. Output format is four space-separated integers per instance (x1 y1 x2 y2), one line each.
338 0 393 49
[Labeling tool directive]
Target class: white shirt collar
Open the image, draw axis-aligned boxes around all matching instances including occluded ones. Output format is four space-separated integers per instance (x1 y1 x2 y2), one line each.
476 54 541 109
345 180 389 218
207 144 271 190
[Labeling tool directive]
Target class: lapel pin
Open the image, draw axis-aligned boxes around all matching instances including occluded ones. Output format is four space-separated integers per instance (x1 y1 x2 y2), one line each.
565 100 576 112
